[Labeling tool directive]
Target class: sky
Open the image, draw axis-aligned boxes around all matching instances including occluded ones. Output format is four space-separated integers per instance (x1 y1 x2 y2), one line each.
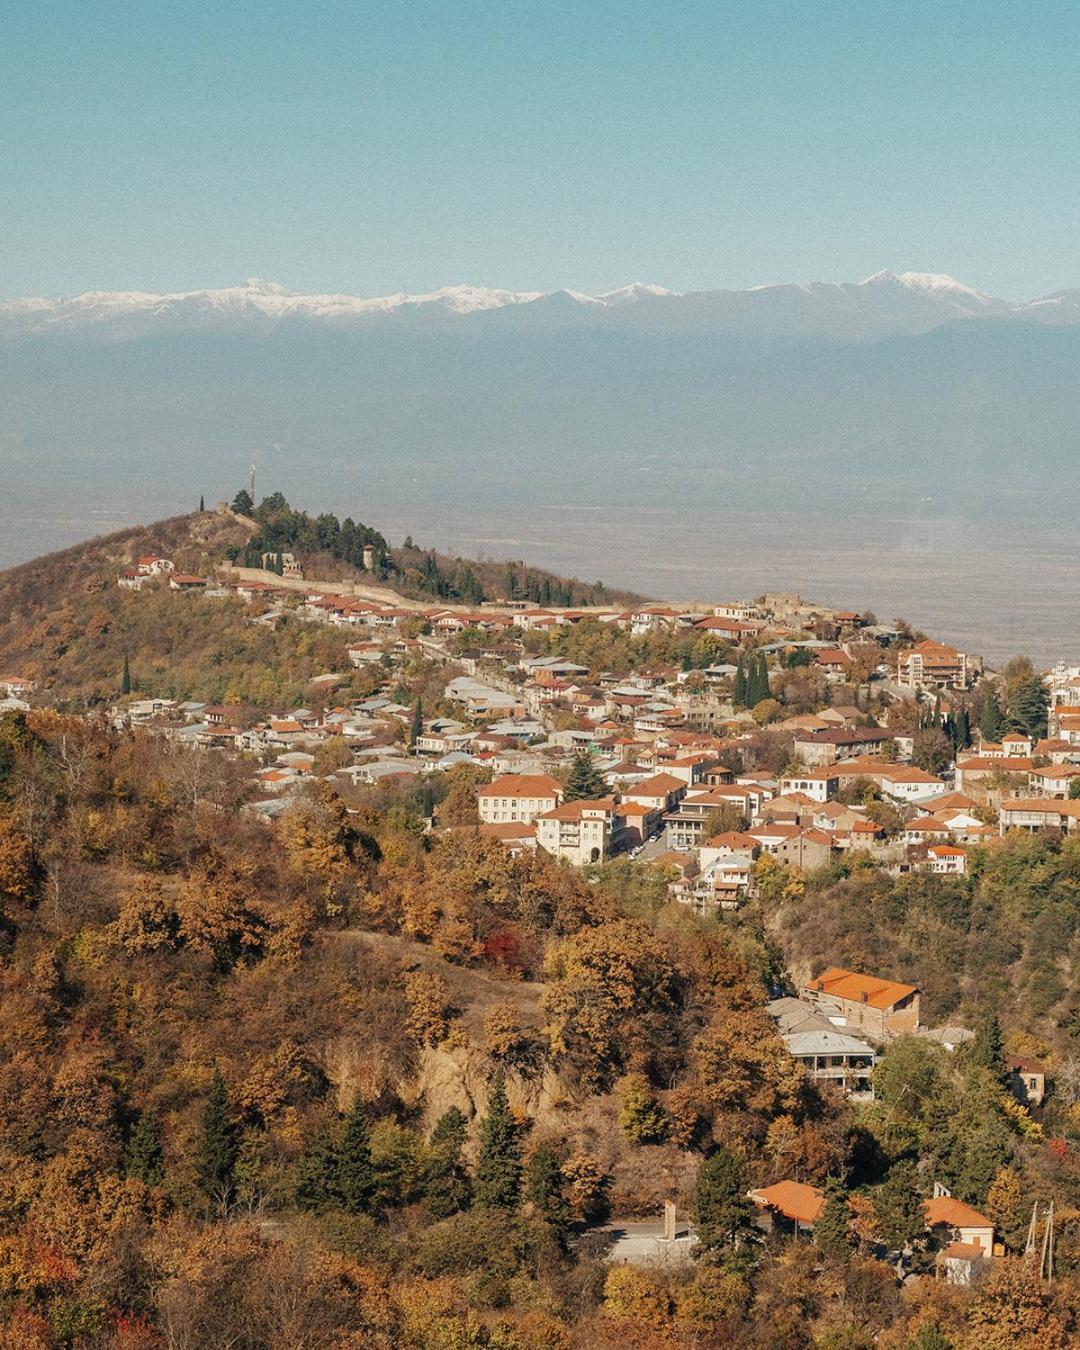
5 0 1080 301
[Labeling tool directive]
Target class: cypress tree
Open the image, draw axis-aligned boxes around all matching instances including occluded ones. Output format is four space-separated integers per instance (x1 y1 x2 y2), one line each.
694 1147 753 1256
755 653 770 705
409 698 423 748
734 658 747 708
813 1176 853 1256
336 1093 375 1214
124 1110 164 1187
970 1013 1008 1086
979 694 1005 742
199 494 205 512
475 1069 522 1210
562 750 606 802
527 1143 569 1237
295 1119 341 1212
195 1070 238 1207
121 656 132 695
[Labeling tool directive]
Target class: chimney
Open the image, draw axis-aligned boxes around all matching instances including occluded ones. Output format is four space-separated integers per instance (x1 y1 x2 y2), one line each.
860 991 869 1003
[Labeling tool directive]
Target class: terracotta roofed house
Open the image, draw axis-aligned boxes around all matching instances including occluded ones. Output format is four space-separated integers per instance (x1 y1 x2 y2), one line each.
802 967 921 1041
476 773 562 825
749 1180 825 1233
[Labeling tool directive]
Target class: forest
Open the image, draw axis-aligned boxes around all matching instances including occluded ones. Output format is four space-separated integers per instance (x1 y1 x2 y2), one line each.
0 706 1076 1348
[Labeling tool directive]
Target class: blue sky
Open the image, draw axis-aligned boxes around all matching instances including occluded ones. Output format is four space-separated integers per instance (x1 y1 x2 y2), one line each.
5 0 1080 299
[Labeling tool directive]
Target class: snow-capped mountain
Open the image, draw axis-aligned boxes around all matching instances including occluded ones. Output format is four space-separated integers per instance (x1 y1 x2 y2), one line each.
4 268 1066 343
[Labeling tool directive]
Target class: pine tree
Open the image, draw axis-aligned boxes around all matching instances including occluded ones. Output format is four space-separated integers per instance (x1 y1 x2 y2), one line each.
693 1147 753 1255
336 1094 375 1214
409 698 423 748
121 656 131 695
813 1176 853 1256
475 1069 522 1210
1008 676 1050 739
124 1110 164 1187
195 1070 238 1207
970 1013 1008 1086
295 1119 341 1211
424 1107 472 1218
562 750 607 803
527 1143 569 1236
231 488 254 515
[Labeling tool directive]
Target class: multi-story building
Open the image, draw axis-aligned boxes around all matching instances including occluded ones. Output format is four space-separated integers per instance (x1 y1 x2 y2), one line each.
535 798 623 865
897 640 977 691
476 773 562 825
801 967 921 1042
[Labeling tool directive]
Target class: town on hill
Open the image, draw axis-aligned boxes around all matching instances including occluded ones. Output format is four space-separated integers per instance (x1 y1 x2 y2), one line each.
0 489 1078 1343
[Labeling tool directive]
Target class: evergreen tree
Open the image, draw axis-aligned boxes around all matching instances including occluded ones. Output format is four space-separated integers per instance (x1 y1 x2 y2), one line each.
871 1159 925 1250
1007 676 1050 739
195 1070 238 1207
124 1110 164 1187
199 494 205 512
336 1094 375 1214
409 698 423 748
121 656 131 695
475 1069 522 1210
754 653 771 705
527 1143 569 1237
734 657 747 708
813 1176 853 1257
979 693 1005 742
970 1013 1008 1086
295 1119 341 1212
562 750 607 803
231 488 254 515
424 1107 472 1218
954 707 971 749
693 1147 753 1255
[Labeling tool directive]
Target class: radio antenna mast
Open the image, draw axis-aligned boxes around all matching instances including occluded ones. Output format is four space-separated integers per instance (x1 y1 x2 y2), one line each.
249 462 256 502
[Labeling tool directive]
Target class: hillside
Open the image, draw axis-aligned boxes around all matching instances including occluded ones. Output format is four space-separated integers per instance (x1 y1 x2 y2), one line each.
0 504 643 705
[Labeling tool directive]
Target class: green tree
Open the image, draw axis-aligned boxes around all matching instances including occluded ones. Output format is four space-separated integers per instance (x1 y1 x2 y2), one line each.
562 750 607 803
121 656 132 696
231 488 254 515
295 1119 341 1212
475 1069 522 1210
970 1014 1008 1086
336 1094 375 1214
872 1160 925 1250
978 693 1005 742
199 494 205 512
195 1069 239 1208
424 1107 472 1218
526 1143 569 1236
813 1176 853 1257
409 698 423 748
1007 676 1049 739
1069 777 1080 801
693 1147 753 1256
123 1110 164 1187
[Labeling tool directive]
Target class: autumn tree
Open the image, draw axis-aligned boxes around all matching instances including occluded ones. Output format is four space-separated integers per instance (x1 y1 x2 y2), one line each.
616 1072 668 1144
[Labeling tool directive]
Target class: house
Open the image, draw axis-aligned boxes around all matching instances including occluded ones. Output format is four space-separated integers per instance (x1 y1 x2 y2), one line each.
998 799 1080 834
897 640 976 692
135 555 175 576
955 756 1034 792
924 1192 995 1261
767 997 876 1096
614 800 664 848
749 1181 824 1235
476 773 562 825
924 843 966 875
878 766 947 804
793 727 891 766
802 967 921 1041
535 798 624 865
477 821 538 856
1007 1056 1046 1107
623 772 688 811
779 769 838 803
169 574 209 591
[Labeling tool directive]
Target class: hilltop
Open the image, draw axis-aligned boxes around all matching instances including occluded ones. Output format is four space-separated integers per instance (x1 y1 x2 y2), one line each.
0 502 644 705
